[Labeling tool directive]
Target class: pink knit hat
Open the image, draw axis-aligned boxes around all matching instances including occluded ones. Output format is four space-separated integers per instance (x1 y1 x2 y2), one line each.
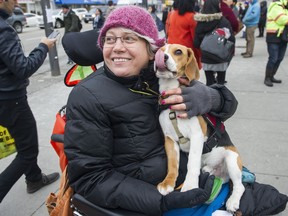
97 5 165 49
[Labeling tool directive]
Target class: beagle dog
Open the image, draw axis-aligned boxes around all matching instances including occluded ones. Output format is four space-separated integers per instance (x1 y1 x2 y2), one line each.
154 44 245 213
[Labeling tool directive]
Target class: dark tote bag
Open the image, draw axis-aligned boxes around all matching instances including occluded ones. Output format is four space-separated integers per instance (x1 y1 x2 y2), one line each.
200 28 235 63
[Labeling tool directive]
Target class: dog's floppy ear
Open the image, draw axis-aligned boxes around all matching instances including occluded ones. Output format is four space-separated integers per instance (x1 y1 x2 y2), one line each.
185 48 200 81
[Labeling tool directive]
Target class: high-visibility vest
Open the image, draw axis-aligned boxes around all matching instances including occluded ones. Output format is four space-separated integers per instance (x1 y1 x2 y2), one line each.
266 1 288 36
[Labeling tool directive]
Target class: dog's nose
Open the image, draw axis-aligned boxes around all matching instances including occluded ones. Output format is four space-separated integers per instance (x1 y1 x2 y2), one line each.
164 54 169 62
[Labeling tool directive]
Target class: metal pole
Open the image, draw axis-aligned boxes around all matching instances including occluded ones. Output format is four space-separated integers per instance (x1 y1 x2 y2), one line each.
40 0 61 76
143 0 148 9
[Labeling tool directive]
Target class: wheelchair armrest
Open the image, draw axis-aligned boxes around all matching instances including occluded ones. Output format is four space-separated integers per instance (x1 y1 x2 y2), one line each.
71 193 147 216
51 134 64 143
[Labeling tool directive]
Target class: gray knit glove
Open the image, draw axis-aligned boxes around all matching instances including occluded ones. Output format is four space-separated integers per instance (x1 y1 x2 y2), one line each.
182 80 221 118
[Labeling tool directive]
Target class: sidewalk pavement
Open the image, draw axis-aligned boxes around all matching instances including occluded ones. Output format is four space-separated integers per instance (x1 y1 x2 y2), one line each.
0 31 287 216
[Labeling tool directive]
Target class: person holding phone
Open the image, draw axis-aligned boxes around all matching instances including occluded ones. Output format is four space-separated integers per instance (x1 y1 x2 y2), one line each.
0 0 60 203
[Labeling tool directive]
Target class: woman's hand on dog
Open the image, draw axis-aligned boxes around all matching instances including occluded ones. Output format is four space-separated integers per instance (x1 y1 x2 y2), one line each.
160 77 189 119
160 80 221 118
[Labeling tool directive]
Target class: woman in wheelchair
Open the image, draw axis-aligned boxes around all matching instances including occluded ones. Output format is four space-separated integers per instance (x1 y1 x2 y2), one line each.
64 5 239 216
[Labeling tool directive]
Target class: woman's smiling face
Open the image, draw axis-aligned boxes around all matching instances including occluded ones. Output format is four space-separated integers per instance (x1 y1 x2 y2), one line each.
102 27 154 77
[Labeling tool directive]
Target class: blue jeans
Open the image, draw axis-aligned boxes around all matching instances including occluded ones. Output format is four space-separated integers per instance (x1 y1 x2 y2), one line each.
0 97 42 202
266 41 288 73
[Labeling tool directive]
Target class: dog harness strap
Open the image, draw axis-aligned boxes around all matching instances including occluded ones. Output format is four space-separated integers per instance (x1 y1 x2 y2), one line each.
169 111 190 145
201 114 226 154
202 132 219 154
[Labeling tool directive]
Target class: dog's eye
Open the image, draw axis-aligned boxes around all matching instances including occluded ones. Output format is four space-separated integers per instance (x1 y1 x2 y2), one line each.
174 49 183 55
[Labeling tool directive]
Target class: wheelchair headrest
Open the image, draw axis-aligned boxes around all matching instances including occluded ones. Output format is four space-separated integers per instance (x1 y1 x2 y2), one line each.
62 30 104 66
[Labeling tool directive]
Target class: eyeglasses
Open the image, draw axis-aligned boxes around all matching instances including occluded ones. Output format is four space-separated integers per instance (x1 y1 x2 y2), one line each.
102 34 140 47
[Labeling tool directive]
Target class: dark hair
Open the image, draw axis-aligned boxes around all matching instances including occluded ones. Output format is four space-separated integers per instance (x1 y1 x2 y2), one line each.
150 5 157 13
108 0 113 6
178 0 195 15
61 4 69 9
172 0 179 9
201 0 221 14
97 8 103 15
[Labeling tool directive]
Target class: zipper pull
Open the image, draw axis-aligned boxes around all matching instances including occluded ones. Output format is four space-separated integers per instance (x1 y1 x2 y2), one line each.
143 82 163 104
143 82 160 96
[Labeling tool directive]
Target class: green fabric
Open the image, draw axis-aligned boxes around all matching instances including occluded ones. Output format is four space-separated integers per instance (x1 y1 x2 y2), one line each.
206 177 223 204
70 65 94 82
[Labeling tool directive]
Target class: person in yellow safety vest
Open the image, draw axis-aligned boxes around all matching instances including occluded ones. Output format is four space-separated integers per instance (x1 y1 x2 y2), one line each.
264 0 288 87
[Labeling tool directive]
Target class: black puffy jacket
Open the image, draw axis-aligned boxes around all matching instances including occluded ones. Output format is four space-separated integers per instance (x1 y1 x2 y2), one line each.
64 64 238 215
237 182 288 216
0 9 49 100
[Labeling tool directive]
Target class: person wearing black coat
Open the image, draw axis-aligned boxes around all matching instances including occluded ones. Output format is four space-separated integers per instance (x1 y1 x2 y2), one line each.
257 0 267 37
194 0 235 86
64 6 238 216
62 4 80 64
0 2 59 203
92 8 105 31
63 5 288 216
161 5 169 35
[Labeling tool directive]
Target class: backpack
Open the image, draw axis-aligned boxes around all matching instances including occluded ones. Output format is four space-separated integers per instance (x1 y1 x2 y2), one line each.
77 16 82 31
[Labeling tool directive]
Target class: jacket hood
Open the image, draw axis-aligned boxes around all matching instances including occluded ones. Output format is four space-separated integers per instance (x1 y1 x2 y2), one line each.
194 13 222 22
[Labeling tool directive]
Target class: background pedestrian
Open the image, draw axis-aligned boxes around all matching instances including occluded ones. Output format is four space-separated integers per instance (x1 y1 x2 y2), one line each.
166 0 202 69
0 0 59 203
264 0 288 86
194 0 235 85
62 4 81 64
241 0 260 58
257 0 267 37
92 8 105 31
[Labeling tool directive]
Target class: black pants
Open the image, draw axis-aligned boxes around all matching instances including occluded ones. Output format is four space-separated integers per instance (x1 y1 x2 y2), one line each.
205 70 226 86
0 97 42 202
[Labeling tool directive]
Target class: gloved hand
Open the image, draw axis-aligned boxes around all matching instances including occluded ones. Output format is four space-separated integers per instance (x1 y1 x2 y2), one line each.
182 80 221 118
161 172 215 212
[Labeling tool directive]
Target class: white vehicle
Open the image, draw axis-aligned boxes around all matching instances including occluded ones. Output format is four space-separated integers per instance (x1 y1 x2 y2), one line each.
73 8 88 20
38 9 64 29
24 13 40 27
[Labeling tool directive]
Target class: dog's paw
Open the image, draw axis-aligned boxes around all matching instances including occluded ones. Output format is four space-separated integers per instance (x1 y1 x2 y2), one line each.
226 196 240 213
202 165 213 174
157 182 174 195
180 180 198 192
